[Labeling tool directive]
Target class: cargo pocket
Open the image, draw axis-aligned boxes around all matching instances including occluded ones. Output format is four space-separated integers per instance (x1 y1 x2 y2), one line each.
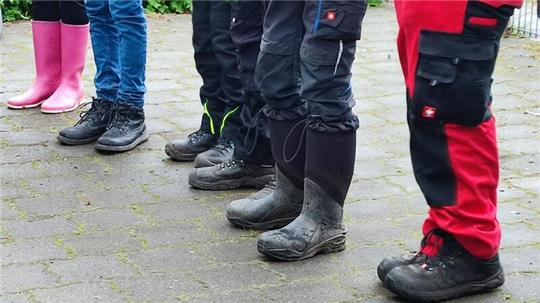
306 0 367 40
412 31 498 126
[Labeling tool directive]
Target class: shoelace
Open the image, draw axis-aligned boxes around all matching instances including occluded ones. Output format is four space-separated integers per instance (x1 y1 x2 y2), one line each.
188 129 209 143
75 101 107 126
106 105 133 133
243 107 266 155
263 175 277 190
417 230 449 270
213 141 233 153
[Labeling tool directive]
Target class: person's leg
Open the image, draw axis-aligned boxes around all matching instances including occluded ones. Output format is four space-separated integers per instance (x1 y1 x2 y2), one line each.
230 0 273 166
380 1 523 301
41 0 89 113
165 1 220 162
94 0 148 152
227 1 305 229
257 0 367 261
7 0 61 109
85 0 120 103
191 1 245 167
57 0 115 145
188 0 276 191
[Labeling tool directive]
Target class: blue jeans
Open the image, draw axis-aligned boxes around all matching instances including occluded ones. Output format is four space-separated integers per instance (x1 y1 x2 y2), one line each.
85 0 147 107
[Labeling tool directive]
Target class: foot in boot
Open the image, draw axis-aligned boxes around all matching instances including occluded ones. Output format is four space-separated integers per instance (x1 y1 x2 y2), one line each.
377 229 445 282
226 167 303 230
188 158 274 190
257 178 346 261
383 231 505 302
194 140 233 168
165 129 217 161
57 98 113 145
95 103 149 152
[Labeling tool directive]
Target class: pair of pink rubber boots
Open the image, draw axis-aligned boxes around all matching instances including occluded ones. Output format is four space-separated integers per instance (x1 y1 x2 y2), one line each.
7 21 89 113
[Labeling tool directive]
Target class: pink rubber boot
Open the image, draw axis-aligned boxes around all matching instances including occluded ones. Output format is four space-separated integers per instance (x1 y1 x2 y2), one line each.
41 22 89 114
7 21 61 109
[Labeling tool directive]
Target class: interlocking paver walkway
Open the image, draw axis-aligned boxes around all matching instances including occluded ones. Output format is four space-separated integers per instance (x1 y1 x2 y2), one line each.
1 5 539 303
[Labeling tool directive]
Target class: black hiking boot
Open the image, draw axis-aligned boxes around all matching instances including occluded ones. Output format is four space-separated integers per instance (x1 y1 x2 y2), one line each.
188 158 274 190
383 231 505 302
57 98 113 145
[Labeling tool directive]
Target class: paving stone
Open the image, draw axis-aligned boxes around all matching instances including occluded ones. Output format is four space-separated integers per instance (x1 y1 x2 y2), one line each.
2 238 67 265
1 264 56 294
49 255 135 284
32 282 125 303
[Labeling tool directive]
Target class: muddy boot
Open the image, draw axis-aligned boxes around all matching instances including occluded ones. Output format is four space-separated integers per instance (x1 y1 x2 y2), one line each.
188 158 274 190
257 129 356 261
226 167 303 230
165 129 217 161
383 231 505 302
194 140 234 168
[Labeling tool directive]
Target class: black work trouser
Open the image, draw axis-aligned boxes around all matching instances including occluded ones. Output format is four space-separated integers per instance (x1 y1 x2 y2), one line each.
230 0 273 165
255 0 367 133
32 0 88 25
192 0 244 141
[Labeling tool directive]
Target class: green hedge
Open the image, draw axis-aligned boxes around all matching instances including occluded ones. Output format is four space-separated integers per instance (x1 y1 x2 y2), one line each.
0 0 192 22
2 0 382 22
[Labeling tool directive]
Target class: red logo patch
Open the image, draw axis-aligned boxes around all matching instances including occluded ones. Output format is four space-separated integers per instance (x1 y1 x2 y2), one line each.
422 106 438 119
325 10 337 21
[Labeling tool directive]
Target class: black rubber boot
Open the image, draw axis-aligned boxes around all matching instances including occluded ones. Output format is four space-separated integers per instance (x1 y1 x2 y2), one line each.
165 129 217 161
94 103 149 152
193 140 234 168
57 98 113 145
257 178 346 261
226 166 303 230
188 158 275 190
225 117 307 229
383 231 505 302
377 228 444 282
257 129 356 261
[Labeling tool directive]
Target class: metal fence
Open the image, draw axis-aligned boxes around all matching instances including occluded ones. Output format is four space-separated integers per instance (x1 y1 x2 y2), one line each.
509 0 539 39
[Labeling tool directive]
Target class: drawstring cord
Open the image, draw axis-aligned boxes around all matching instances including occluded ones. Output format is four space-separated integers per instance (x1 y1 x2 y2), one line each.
282 119 307 163
243 106 266 155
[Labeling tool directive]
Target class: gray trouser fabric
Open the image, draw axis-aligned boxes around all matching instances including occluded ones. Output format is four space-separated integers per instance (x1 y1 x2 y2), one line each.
255 0 367 133
192 0 244 140
230 0 273 165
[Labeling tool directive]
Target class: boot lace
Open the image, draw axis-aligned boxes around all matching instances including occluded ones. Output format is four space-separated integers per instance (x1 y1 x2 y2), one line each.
188 129 210 143
417 229 450 271
106 105 133 134
75 101 108 126
212 140 233 153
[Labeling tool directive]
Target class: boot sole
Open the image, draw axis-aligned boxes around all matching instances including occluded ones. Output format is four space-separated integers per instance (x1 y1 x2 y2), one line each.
57 134 102 146
41 100 81 114
189 174 273 191
226 216 296 230
384 268 505 302
257 233 346 261
165 144 200 161
95 130 149 153
7 100 45 109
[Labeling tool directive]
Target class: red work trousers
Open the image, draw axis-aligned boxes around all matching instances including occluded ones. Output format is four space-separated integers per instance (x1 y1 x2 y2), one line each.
394 0 522 259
